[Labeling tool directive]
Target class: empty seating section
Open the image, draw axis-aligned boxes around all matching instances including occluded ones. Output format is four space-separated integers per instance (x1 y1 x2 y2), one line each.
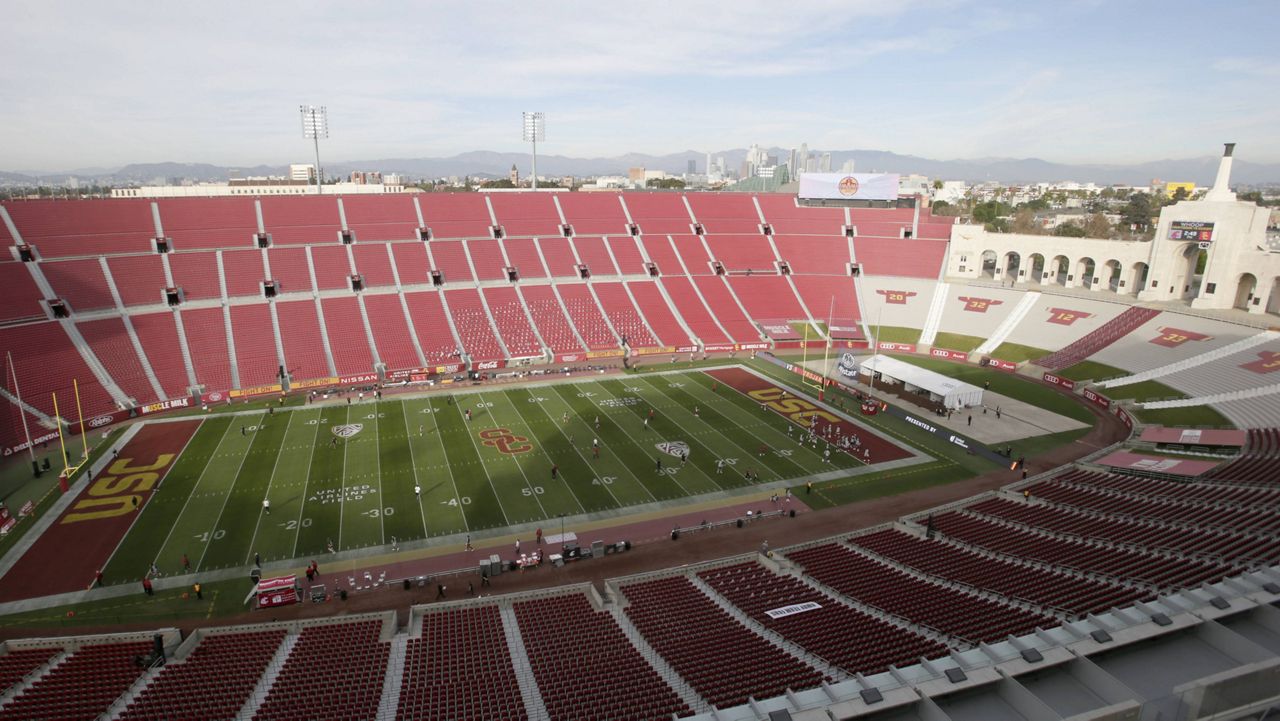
167 252 222 300
1203 428 1280 485
849 528 1146 616
5 198 155 257
671 235 715 274
130 312 190 398
660 277 731 345
1062 465 1280 506
915 216 957 241
593 283 657 348
156 197 259 250
623 194 693 236
260 196 341 246
466 239 508 281
181 307 233 391
502 238 548 279
397 606 528 721
519 285 583 354
483 286 543 357
403 291 461 363
0 640 153 721
489 192 561 237
968 497 1280 568
728 276 805 325
419 194 493 239
1000 295 1123 352
1036 306 1161 370
276 300 332 381
639 236 684 275
428 240 474 282
536 237 579 277
0 262 45 322
1023 475 1280 535
1211 394 1280 431
362 294 423 371
1089 311 1256 375
0 647 58 696
692 277 759 342
341 195 419 242
555 284 617 349
700 562 947 675
706 235 775 272
929 511 1232 589
774 236 849 275
934 285 1020 339
391 242 431 286
309 245 353 290
230 304 280 387
351 243 396 287
320 297 375 375
573 236 618 275
1160 337 1280 398
43 258 114 310
0 323 116 418
558 192 627 235
787 543 1053 644
852 238 946 278
626 281 694 348
443 289 504 361
686 194 763 234
756 195 845 235
607 236 646 276
119 628 287 721
105 254 167 306
792 277 860 327
266 247 313 295
252 620 389 721
77 318 155 404
622 575 824 708
220 249 266 297
514 593 690 721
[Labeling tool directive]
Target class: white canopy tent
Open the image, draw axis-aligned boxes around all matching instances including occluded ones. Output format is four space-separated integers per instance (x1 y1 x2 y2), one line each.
856 355 983 410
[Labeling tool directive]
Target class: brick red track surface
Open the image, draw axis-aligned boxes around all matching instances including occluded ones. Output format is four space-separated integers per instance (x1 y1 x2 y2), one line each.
705 366 912 462
0 421 199 602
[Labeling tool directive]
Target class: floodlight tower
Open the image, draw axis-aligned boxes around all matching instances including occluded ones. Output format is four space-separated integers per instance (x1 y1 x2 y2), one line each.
522 112 545 190
299 105 329 194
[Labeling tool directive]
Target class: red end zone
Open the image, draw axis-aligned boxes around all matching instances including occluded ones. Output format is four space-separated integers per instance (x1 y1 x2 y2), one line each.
0 420 199 602
706 367 912 463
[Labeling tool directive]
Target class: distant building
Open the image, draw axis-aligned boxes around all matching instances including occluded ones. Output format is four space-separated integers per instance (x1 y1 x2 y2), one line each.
1164 181 1196 198
687 159 696 174
509 164 519 185
627 167 646 182
289 164 316 182
349 171 382 184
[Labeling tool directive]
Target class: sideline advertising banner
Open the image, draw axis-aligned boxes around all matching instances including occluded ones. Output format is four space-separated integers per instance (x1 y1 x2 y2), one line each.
798 173 899 201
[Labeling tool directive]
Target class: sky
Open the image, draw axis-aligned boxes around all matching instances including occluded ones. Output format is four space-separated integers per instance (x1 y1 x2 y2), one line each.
3 0 1279 171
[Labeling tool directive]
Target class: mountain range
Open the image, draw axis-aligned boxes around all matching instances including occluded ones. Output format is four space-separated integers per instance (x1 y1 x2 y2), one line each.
5 147 1279 187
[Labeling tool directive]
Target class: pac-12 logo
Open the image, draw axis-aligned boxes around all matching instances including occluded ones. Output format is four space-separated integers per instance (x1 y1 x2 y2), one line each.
656 441 690 458
331 424 363 438
480 427 532 454
838 176 860 196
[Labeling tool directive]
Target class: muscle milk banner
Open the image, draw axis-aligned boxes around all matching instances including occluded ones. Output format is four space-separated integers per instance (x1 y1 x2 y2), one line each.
798 173 900 201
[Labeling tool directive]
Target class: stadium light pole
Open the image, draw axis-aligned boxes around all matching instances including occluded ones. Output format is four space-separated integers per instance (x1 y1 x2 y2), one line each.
300 105 329 195
522 112 545 190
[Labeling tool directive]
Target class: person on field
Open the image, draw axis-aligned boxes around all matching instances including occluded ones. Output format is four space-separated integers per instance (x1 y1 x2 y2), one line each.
142 577 153 596
263 498 270 515
193 582 202 600
181 554 190 571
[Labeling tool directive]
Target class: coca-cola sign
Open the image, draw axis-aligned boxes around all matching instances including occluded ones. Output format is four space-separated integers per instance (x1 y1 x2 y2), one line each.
475 360 501 370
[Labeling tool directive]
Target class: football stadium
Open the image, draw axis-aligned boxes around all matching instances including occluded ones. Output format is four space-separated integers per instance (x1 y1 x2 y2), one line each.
2 10 1280 721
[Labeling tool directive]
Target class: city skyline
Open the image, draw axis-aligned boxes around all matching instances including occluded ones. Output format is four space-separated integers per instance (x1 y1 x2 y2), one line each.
3 1 1279 170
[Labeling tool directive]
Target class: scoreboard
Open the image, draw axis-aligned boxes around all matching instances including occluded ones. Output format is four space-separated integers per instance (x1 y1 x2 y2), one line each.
1168 220 1214 242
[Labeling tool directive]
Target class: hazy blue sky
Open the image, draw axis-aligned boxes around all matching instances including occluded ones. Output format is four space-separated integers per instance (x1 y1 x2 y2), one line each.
4 0 1278 170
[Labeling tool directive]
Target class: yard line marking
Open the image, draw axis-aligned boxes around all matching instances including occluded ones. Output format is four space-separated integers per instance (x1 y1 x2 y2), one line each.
567 382 694 497
197 414 266 570
681 371 836 466
526 386 647 505
147 420 237 572
372 401 386 544
243 410 296 565
452 397 513 527
423 399 472 534
337 405 350 550
399 400 432 538
493 389 587 515
478 390 553 519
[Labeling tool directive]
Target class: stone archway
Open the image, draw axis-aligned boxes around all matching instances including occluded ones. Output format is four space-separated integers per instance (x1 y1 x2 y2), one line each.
1178 243 1203 298
1267 276 1280 316
1052 255 1071 286
1103 259 1122 292
1130 261 1149 294
980 250 998 279
1075 257 1097 289
1003 251 1022 283
1234 273 1258 310
1028 253 1046 284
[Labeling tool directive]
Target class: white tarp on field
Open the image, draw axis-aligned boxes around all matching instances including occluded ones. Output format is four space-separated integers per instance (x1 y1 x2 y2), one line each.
856 355 983 409
798 173 899 201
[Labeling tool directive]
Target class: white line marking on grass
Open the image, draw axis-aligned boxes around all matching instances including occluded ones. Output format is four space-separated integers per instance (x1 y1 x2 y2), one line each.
244 410 295 565
477 391 550 521
372 401 386 544
568 382 695 497
423 399 472 534
337 405 350 551
291 407 331 558
399 400 432 538
681 371 837 467
453 397 513 528
528 387 647 506
196 414 265 570
494 389 587 515
147 420 237 573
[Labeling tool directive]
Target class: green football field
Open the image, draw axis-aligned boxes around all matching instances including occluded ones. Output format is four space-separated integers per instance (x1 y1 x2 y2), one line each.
101 368 899 580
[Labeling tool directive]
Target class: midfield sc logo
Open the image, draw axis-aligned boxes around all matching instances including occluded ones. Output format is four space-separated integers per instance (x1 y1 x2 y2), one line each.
656 441 690 458
331 424 364 439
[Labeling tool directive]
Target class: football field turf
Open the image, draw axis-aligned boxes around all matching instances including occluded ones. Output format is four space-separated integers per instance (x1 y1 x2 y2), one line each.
97 367 912 581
